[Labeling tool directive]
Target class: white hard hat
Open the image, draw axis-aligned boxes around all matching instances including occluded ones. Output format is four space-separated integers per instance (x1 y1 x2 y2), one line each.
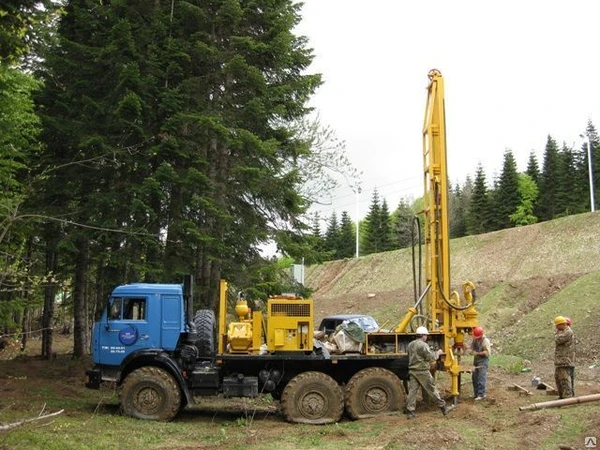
416 326 429 335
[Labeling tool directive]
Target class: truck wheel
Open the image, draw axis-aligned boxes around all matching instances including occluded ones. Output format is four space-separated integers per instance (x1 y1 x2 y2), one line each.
194 309 216 357
280 371 343 424
345 367 404 419
120 366 181 421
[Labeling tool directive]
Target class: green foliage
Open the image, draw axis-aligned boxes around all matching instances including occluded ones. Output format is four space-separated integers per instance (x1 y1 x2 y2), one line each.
537 135 561 220
362 189 394 254
490 149 520 230
467 164 491 235
390 198 415 248
337 211 355 259
509 173 538 226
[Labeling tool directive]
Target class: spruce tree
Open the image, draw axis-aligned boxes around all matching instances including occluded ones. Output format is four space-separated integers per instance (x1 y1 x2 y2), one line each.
493 150 521 229
449 181 469 238
390 198 415 248
323 212 340 260
538 135 560 220
36 1 323 354
362 189 382 255
338 211 355 259
467 165 491 235
379 199 394 252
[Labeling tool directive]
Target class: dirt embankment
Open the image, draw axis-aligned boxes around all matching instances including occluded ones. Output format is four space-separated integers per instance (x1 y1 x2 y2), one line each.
306 212 600 362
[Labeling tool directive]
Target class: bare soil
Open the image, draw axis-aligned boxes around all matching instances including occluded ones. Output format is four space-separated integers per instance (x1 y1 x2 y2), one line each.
1 336 599 450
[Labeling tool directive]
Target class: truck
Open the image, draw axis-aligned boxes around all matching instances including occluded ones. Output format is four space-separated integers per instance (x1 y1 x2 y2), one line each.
85 69 479 424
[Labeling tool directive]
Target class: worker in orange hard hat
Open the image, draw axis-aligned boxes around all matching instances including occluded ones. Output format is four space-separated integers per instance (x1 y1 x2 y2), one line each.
553 316 575 399
470 326 491 401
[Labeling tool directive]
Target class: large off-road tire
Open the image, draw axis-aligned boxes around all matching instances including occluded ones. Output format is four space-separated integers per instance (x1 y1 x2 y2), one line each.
345 367 404 420
280 371 343 424
120 366 181 421
194 309 216 357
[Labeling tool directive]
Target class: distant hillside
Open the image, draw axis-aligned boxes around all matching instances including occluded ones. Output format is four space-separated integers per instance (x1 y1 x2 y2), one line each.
305 212 600 362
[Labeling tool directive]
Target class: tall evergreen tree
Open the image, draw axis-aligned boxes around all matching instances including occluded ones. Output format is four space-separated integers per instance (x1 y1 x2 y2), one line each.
467 165 491 235
379 199 394 252
361 189 382 255
35 1 322 355
449 180 470 238
538 135 561 220
492 150 521 230
526 151 540 185
390 198 415 249
337 211 355 259
323 212 340 260
556 143 584 215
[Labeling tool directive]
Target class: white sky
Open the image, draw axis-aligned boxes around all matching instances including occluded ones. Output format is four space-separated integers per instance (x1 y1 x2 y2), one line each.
295 0 600 223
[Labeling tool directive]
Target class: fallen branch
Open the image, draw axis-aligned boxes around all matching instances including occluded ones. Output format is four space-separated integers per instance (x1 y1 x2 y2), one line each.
0 409 64 432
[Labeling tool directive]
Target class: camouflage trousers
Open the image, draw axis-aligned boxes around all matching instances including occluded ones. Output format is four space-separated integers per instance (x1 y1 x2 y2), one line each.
406 371 446 412
554 366 574 399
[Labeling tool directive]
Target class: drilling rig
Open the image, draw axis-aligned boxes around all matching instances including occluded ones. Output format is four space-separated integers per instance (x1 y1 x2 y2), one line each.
86 70 479 423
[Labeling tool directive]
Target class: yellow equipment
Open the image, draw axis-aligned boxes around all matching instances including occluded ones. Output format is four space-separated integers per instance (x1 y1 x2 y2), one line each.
266 295 313 351
391 69 479 398
219 280 313 354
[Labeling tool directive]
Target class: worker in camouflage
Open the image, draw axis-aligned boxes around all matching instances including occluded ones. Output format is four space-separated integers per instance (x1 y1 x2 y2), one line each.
405 326 453 419
553 316 575 399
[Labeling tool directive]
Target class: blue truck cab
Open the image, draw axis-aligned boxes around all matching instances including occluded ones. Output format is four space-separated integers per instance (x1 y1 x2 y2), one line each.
91 283 184 367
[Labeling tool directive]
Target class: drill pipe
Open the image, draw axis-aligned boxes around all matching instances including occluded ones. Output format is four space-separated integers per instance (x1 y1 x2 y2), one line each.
519 393 600 411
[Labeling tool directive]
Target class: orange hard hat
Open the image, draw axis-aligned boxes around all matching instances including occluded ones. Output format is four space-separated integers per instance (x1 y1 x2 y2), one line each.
473 326 484 338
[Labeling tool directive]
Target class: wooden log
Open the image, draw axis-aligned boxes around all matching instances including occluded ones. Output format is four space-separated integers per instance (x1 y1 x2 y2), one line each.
519 393 600 411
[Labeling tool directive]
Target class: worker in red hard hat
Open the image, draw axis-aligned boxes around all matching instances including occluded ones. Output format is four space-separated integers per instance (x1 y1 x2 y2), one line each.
470 326 491 401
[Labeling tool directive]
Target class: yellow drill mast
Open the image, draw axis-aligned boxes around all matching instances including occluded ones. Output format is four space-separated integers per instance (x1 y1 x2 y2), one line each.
422 69 479 397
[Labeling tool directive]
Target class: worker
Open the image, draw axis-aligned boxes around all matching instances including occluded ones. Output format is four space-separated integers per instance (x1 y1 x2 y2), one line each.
470 326 491 401
553 316 575 399
405 326 452 419
563 316 575 395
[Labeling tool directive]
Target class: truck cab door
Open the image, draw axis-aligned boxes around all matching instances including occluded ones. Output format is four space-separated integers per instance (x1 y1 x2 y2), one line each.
97 295 160 365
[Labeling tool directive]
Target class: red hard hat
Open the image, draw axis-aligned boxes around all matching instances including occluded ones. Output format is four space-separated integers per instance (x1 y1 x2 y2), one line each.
473 326 484 338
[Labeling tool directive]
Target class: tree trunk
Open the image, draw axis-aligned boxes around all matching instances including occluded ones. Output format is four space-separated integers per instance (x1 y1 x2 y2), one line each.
42 230 59 359
72 238 89 358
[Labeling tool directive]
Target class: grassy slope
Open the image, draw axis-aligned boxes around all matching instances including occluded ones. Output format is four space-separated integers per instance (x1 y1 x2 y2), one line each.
306 212 600 363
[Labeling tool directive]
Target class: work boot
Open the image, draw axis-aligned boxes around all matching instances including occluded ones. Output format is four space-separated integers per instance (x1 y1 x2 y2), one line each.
406 410 416 419
441 404 455 416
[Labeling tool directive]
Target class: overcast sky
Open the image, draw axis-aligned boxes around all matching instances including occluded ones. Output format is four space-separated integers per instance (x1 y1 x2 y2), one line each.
294 0 600 223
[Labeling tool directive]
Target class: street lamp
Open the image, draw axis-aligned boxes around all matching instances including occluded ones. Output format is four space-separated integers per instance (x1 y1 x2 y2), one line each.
580 134 596 212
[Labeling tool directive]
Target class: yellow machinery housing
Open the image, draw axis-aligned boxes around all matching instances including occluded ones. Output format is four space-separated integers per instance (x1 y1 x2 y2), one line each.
266 295 313 352
218 280 313 354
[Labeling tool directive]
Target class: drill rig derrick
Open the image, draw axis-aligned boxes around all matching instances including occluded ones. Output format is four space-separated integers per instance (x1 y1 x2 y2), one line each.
394 69 479 399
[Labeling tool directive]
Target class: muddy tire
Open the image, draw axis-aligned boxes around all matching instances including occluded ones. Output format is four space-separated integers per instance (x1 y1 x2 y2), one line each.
194 309 216 357
120 366 181 421
280 371 343 424
345 367 404 419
